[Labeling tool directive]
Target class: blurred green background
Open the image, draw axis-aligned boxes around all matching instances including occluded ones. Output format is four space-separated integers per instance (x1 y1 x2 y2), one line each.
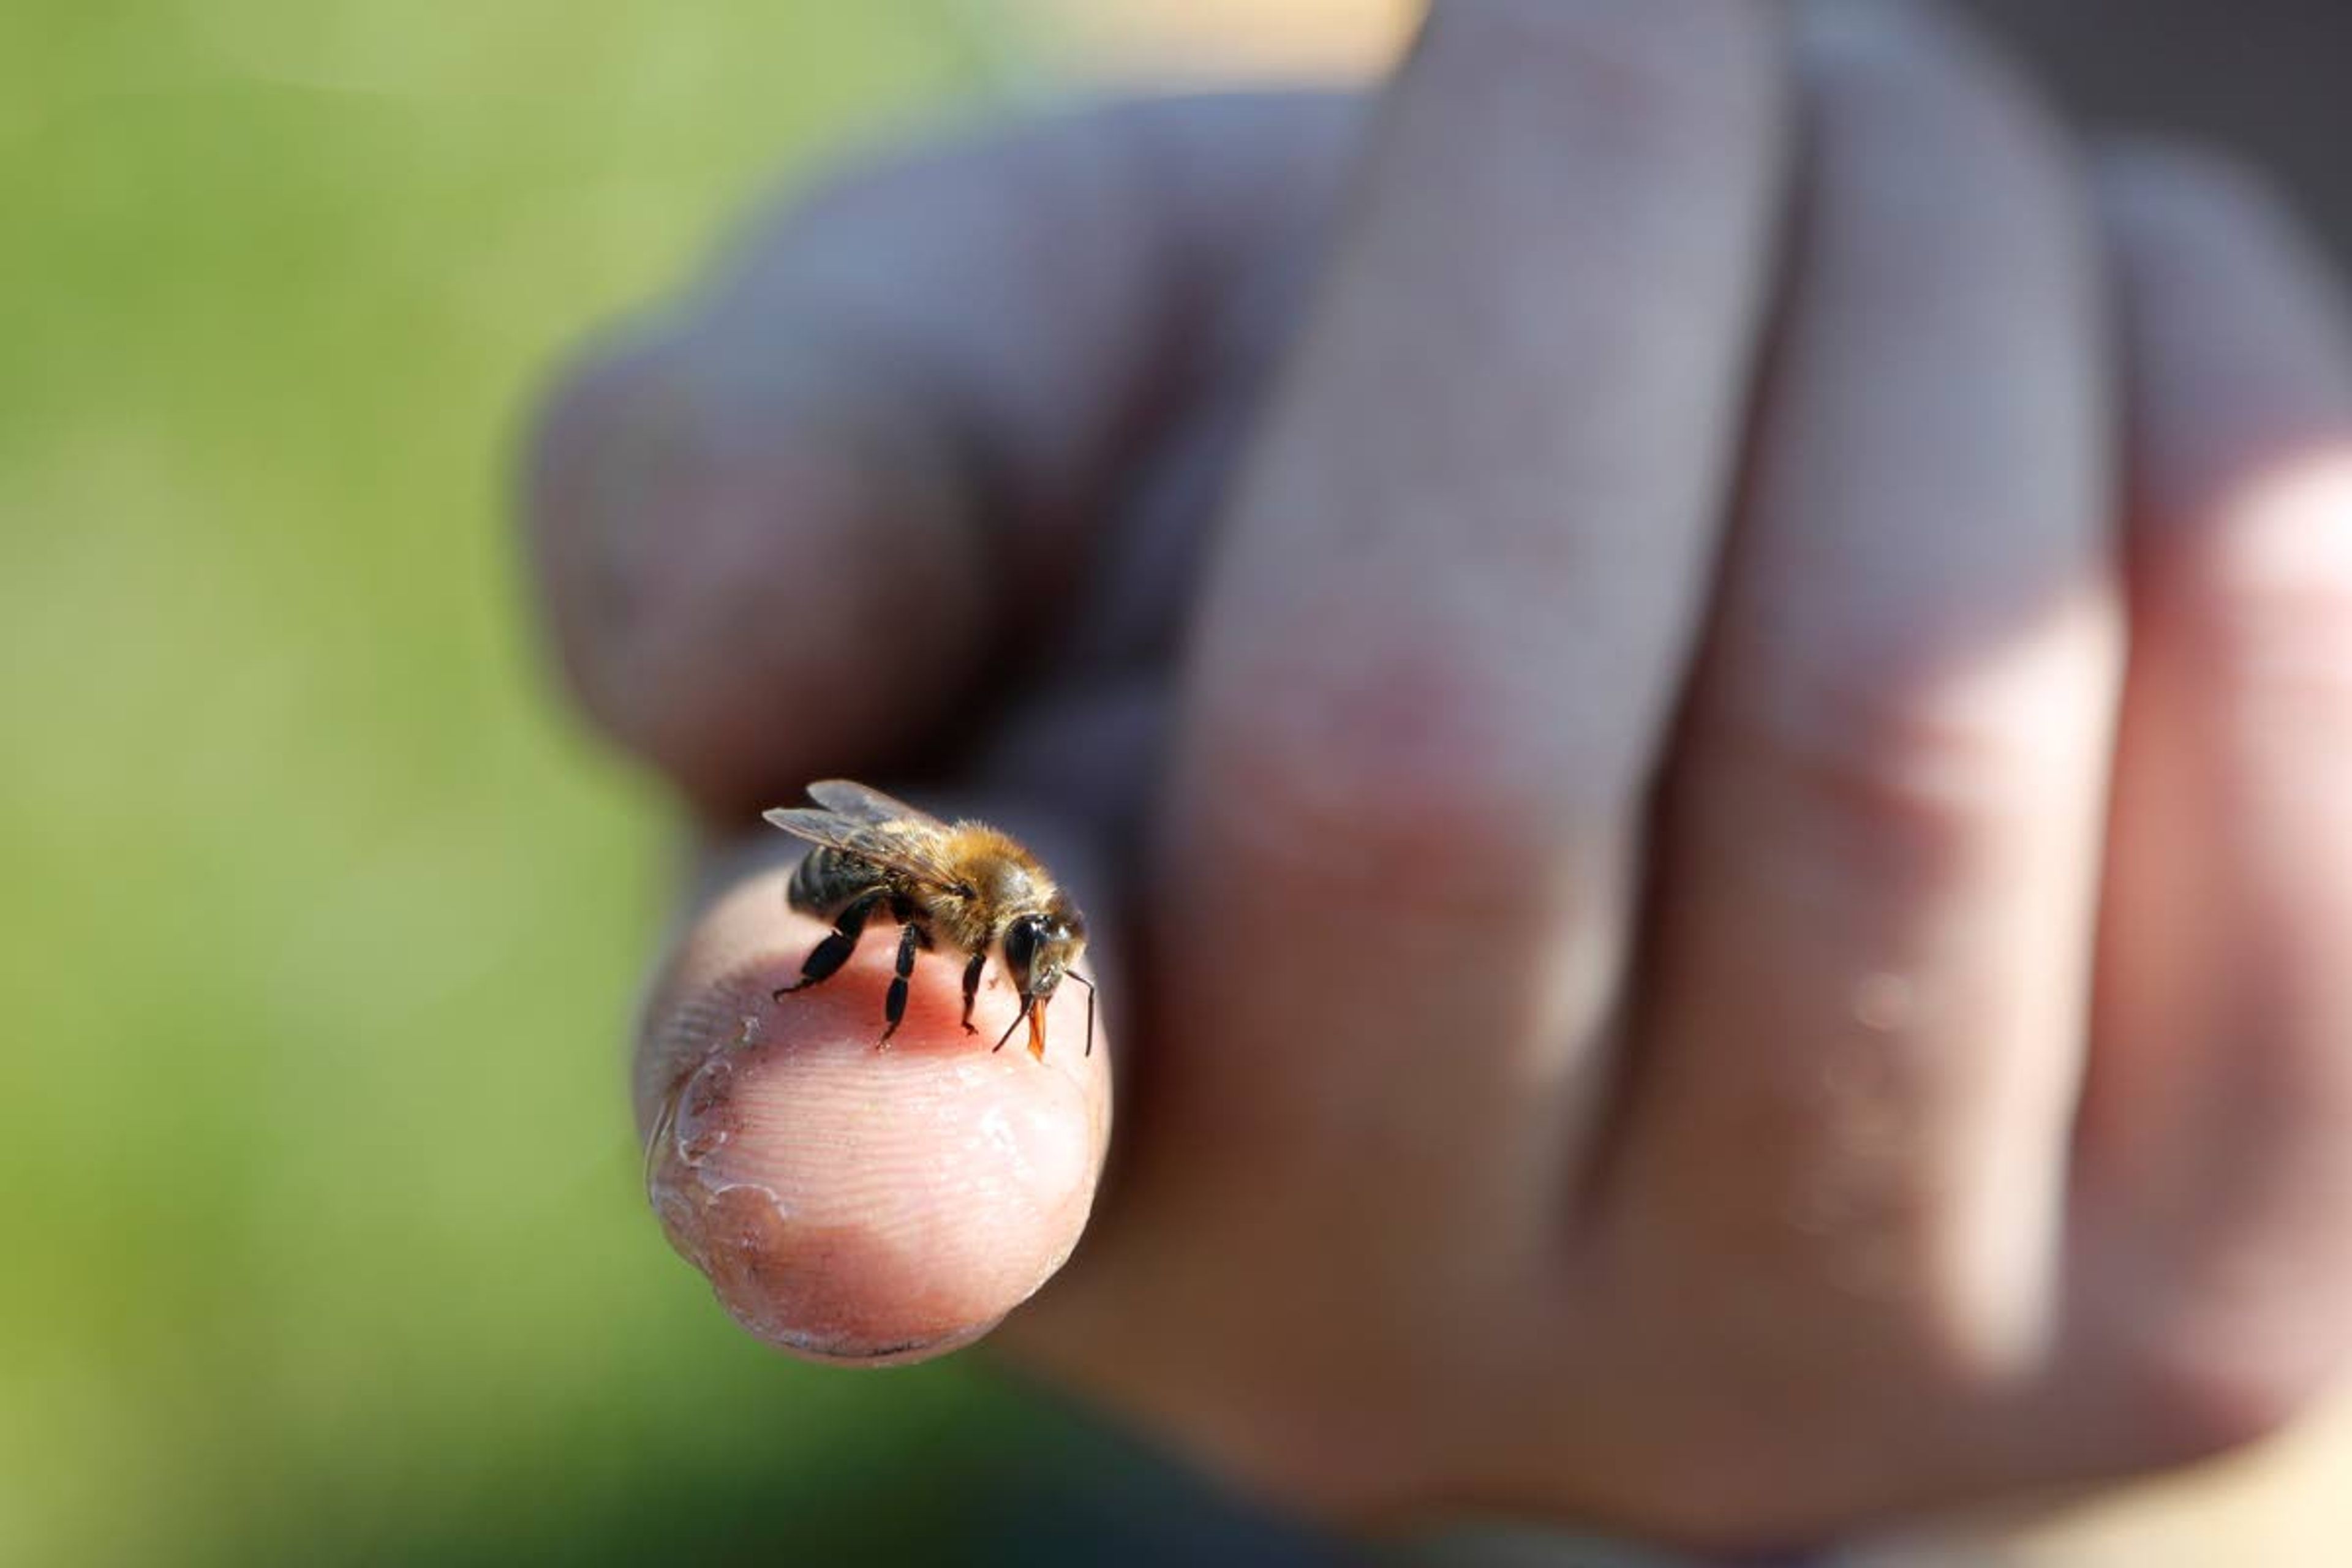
0 3 1185 1562
16 1 2352 1564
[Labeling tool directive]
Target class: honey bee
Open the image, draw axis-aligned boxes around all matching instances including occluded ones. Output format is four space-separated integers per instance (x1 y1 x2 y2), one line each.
763 780 1093 1061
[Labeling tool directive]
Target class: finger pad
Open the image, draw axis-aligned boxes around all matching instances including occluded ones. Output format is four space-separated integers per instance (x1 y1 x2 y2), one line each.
646 932 1107 1363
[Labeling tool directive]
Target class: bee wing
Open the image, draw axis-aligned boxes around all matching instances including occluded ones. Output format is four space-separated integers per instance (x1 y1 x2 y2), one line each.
804 778 951 831
762 805 965 886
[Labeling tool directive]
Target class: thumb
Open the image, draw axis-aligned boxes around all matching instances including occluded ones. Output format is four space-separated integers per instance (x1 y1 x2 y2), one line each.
639 804 1113 1362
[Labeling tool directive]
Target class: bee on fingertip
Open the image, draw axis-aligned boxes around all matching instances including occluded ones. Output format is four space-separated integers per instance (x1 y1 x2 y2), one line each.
763 780 1093 1061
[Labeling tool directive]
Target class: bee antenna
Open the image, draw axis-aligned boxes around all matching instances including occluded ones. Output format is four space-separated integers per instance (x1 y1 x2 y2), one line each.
992 997 1032 1055
1067 971 1096 1058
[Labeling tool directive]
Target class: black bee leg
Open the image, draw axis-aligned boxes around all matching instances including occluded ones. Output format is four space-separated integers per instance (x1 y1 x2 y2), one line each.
878 919 928 1046
959 951 986 1035
775 889 885 1000
992 996 1035 1055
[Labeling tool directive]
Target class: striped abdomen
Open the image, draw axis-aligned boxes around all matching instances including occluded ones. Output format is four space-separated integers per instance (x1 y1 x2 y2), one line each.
788 846 888 918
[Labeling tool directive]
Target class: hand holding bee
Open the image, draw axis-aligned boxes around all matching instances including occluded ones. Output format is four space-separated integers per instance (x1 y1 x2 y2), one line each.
526 0 2352 1550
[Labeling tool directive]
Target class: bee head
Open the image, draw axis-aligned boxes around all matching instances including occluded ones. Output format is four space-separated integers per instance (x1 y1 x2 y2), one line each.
1003 907 1086 998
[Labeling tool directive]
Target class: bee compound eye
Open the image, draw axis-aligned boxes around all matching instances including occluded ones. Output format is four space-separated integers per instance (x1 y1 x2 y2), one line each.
1003 918 1039 974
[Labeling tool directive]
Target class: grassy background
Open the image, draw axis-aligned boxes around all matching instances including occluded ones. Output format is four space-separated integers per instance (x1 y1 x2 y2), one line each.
0 3 1069 1561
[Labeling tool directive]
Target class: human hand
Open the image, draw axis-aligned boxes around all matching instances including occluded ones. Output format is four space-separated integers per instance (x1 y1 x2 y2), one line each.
525 0 2352 1550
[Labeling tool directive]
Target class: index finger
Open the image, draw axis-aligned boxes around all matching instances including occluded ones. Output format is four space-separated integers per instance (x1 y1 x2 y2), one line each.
522 94 1355 816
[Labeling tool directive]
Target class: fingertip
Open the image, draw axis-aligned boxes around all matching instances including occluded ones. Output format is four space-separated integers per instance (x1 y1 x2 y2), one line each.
642 878 1110 1363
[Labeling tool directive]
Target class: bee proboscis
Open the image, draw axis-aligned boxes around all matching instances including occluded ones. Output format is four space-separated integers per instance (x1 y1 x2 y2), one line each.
763 780 1092 1061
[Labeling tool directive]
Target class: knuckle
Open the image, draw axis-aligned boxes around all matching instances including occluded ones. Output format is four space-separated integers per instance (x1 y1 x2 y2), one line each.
1712 652 2063 888
2085 1220 2352 1466
1801 0 2034 133
1799 0 2073 220
522 304 981 800
1194 628 1610 910
1413 0 1775 135
2108 1308 2346 1465
2143 459 2352 714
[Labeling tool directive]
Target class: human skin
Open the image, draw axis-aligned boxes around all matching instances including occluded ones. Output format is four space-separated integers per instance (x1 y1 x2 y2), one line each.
525 0 2352 1551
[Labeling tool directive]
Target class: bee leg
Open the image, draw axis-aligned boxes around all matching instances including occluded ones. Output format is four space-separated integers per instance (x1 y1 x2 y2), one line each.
991 996 1035 1055
959 951 986 1035
878 918 929 1046
775 888 886 1000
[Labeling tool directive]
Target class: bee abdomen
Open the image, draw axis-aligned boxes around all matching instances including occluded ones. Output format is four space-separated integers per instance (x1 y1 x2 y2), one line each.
788 846 886 918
